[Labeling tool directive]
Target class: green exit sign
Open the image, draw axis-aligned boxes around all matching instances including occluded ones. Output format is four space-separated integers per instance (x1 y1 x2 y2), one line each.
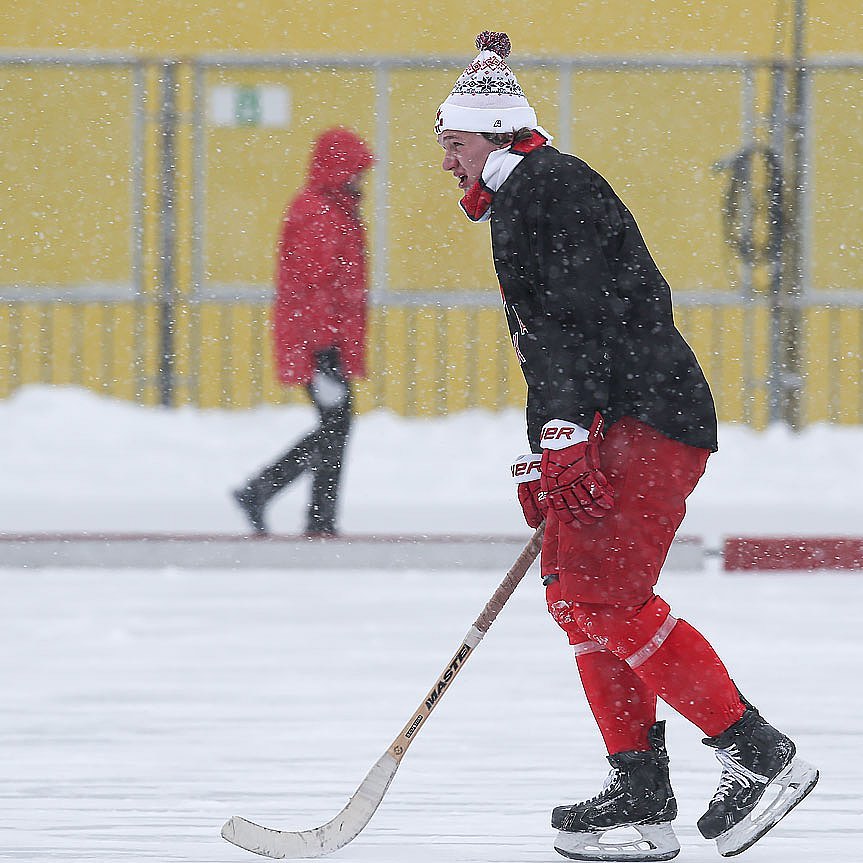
208 85 291 127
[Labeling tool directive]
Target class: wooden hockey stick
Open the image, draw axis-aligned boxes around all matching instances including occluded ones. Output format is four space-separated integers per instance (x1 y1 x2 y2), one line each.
221 522 545 859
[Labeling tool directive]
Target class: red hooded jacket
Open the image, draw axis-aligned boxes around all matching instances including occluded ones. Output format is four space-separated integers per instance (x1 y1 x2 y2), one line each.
272 128 374 386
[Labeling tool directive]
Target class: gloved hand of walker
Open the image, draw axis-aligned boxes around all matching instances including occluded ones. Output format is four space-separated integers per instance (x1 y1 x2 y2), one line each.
510 453 547 528
540 413 614 525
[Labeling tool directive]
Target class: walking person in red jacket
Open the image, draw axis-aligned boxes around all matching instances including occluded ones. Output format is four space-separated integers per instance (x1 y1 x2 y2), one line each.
233 127 374 536
435 31 817 862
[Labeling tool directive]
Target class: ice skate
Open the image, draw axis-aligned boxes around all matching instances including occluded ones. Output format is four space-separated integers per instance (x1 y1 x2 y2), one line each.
698 704 819 857
552 721 680 862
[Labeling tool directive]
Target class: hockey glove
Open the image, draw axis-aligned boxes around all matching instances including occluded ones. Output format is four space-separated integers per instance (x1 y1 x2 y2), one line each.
540 413 614 525
511 453 546 528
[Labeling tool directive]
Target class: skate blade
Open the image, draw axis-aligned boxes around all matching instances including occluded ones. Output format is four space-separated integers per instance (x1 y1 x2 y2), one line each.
716 757 819 857
554 822 680 862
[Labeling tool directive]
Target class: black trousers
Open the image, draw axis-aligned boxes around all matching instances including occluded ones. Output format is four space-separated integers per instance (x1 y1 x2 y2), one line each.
253 347 352 534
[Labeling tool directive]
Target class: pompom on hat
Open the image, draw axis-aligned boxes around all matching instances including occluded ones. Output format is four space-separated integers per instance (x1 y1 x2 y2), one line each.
435 31 538 136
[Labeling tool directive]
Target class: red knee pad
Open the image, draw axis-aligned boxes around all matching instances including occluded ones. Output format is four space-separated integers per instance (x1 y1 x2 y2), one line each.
567 595 747 740
572 595 676 666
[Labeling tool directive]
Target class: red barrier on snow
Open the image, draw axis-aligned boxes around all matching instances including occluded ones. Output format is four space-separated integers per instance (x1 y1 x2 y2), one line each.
724 537 863 571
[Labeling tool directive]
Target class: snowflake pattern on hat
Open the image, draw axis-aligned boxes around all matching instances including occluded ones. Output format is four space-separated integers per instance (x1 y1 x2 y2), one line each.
450 57 527 99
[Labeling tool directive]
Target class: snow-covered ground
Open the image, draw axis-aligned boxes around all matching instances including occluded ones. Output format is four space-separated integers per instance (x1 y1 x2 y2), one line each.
1 386 861 861
2 385 862 544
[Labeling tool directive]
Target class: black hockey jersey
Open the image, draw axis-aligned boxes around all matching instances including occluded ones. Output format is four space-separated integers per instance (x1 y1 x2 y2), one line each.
489 145 718 453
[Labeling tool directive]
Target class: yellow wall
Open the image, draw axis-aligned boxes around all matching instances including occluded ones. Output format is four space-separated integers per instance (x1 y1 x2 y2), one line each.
0 66 135 289
3 1 862 57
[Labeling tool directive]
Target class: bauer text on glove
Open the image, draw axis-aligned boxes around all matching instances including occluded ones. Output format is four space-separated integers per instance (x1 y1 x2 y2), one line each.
511 453 546 528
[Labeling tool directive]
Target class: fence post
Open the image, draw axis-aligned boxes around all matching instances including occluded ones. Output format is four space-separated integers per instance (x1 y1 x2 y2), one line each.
157 60 179 407
766 8 808 430
773 0 808 430
781 0 808 430
767 63 787 425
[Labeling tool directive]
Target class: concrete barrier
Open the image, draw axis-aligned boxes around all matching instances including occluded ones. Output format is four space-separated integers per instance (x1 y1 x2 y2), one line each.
0 532 706 571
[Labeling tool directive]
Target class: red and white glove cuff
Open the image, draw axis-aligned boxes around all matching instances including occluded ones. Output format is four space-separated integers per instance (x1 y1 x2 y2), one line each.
510 453 542 484
540 419 590 450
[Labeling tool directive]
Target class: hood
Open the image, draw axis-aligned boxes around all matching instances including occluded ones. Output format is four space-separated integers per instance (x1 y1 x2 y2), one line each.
306 127 374 193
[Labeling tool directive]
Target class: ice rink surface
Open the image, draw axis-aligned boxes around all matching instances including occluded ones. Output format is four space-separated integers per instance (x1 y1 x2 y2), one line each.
3 561 860 862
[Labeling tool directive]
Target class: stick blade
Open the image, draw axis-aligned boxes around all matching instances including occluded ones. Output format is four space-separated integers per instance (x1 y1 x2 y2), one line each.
221 752 400 859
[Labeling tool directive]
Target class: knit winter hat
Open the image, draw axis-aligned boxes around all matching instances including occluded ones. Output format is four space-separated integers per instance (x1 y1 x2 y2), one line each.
435 31 538 136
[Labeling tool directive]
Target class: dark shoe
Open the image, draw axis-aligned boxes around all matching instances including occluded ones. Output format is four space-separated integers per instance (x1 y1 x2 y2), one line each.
232 486 268 534
698 704 819 856
552 721 680 861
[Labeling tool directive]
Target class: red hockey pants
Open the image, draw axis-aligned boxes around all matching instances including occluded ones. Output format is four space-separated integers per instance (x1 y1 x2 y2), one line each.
541 417 745 753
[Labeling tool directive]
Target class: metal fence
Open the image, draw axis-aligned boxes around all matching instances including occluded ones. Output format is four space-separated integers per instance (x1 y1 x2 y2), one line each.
1 52 862 426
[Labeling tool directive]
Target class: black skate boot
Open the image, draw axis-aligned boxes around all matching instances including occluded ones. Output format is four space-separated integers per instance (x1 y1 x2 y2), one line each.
698 703 819 857
552 721 679 862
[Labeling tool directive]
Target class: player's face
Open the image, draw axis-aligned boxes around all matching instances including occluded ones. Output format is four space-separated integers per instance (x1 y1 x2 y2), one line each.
438 130 502 191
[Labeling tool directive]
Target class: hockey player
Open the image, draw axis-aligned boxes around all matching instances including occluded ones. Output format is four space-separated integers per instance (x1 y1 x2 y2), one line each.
435 31 818 861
